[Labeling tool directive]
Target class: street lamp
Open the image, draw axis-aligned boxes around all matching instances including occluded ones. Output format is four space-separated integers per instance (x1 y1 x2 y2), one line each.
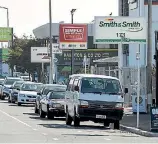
70 9 76 75
0 6 9 27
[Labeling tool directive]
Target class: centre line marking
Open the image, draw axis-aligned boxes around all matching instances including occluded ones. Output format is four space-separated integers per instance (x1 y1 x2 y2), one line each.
0 109 32 128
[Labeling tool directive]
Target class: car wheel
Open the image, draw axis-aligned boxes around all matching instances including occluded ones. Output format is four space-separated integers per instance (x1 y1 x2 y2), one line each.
74 109 80 127
104 121 110 127
114 120 120 130
34 103 38 114
39 105 46 118
66 108 72 125
17 102 21 106
47 107 54 120
8 97 11 103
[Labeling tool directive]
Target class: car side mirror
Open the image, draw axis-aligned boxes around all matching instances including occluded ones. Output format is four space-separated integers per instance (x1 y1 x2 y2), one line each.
124 88 128 94
74 86 79 91
10 87 13 89
17 88 20 91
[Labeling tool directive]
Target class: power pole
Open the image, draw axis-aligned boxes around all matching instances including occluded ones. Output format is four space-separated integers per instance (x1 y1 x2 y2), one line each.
147 0 152 112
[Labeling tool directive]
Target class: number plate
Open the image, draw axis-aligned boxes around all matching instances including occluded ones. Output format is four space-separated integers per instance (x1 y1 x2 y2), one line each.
96 115 106 119
29 99 35 102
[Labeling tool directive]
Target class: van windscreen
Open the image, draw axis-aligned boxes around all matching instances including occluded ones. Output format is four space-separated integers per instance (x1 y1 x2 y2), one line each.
81 77 122 94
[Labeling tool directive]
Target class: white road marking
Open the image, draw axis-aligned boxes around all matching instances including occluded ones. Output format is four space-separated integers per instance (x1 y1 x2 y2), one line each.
53 138 58 141
78 130 82 133
32 128 38 131
42 133 48 135
0 109 32 128
104 138 111 141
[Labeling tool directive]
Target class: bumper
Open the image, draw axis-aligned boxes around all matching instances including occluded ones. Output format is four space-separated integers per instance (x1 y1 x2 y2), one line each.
3 92 10 97
18 98 36 104
49 107 65 116
78 107 124 121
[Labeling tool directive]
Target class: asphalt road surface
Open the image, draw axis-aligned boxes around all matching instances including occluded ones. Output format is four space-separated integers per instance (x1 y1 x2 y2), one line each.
0 100 158 143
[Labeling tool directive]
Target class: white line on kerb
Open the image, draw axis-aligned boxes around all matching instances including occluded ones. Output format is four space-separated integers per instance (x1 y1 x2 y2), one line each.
42 133 48 135
53 138 58 141
0 109 32 128
104 138 111 141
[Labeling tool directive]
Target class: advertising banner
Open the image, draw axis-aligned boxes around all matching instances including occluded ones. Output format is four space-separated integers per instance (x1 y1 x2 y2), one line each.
0 27 12 42
150 107 158 131
94 16 147 44
31 47 50 63
132 95 147 113
59 24 88 49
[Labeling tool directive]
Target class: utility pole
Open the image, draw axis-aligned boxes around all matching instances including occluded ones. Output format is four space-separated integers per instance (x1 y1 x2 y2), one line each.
49 0 53 84
70 9 76 75
147 0 152 112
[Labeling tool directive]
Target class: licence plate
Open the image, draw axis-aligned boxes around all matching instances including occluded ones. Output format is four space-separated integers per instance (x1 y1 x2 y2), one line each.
96 115 106 119
29 99 35 102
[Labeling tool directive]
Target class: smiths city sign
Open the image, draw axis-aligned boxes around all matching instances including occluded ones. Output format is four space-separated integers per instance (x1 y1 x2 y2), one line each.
94 16 147 44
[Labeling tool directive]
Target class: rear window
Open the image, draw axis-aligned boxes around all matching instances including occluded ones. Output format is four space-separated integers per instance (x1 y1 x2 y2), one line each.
4 79 23 85
43 86 66 95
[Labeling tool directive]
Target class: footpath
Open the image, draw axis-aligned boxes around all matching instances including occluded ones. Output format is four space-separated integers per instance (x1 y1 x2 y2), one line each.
120 107 158 137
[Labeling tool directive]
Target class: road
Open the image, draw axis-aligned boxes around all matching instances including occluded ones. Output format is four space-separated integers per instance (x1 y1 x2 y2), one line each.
0 100 157 143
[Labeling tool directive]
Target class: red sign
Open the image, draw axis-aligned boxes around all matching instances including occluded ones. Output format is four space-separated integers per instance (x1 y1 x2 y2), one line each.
59 24 88 49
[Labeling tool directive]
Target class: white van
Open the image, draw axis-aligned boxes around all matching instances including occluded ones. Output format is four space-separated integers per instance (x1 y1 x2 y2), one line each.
65 74 128 129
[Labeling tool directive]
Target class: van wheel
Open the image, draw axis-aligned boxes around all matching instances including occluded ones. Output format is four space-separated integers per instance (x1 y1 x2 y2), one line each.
74 110 80 127
104 121 110 127
114 120 120 130
66 110 72 125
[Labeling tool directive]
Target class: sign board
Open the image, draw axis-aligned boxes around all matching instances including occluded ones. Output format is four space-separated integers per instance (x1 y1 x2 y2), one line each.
48 44 62 54
31 47 50 63
150 107 158 131
94 16 147 44
59 24 88 49
132 95 147 113
0 27 12 42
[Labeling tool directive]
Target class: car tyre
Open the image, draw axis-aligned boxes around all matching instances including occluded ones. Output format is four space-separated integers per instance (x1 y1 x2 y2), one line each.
8 97 11 103
34 103 38 114
74 110 80 127
66 109 72 125
39 105 46 118
104 121 110 127
17 102 21 106
114 120 120 130
47 108 54 120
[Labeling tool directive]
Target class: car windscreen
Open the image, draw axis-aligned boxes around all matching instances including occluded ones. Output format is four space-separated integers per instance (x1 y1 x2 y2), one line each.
14 82 24 89
4 79 23 85
21 83 42 91
0 80 4 85
81 77 122 94
49 91 65 99
43 86 66 95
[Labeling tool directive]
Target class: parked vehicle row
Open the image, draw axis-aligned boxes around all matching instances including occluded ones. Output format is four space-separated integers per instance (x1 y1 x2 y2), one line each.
0 74 128 130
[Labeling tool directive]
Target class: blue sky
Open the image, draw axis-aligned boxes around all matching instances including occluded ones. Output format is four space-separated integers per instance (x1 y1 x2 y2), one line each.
0 0 118 37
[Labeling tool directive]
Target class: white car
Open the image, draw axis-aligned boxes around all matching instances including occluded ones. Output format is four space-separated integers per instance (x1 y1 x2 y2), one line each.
17 82 43 106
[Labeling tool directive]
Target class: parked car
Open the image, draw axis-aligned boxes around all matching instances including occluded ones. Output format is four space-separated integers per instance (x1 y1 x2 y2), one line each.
0 79 5 99
65 74 128 129
17 82 43 106
8 81 25 103
0 77 24 100
35 84 67 113
39 89 66 119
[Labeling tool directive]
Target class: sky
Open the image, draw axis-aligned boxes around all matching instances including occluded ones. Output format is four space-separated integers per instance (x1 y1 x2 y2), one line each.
0 0 118 37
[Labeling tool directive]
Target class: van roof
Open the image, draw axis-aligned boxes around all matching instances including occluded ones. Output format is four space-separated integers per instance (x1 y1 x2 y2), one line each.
69 74 119 80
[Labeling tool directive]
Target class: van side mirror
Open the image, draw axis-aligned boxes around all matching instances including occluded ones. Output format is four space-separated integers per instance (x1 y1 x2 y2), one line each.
124 88 128 94
17 88 20 91
74 86 79 91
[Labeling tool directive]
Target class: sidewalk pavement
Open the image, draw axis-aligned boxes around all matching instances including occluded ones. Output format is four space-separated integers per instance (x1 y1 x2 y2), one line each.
120 107 158 137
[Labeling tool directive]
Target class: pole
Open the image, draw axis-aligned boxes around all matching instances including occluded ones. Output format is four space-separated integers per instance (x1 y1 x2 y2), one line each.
84 55 87 74
71 13 74 75
42 62 44 83
155 31 158 106
147 0 152 111
49 0 53 84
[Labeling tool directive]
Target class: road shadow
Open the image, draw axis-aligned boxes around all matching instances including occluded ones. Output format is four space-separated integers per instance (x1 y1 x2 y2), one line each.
29 116 65 121
39 123 110 131
23 112 39 116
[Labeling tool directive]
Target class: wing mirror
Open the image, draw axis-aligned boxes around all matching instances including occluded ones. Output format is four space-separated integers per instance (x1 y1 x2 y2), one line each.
124 88 128 94
74 86 79 92
17 88 20 91
37 92 41 95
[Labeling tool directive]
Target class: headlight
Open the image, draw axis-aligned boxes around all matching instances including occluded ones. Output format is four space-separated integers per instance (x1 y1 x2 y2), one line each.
53 103 61 108
80 100 88 106
115 103 123 108
19 94 25 97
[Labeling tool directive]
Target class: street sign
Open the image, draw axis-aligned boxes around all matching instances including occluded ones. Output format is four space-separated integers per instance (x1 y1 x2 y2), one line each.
150 107 158 132
59 24 88 49
48 44 62 54
31 47 50 63
94 16 147 44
